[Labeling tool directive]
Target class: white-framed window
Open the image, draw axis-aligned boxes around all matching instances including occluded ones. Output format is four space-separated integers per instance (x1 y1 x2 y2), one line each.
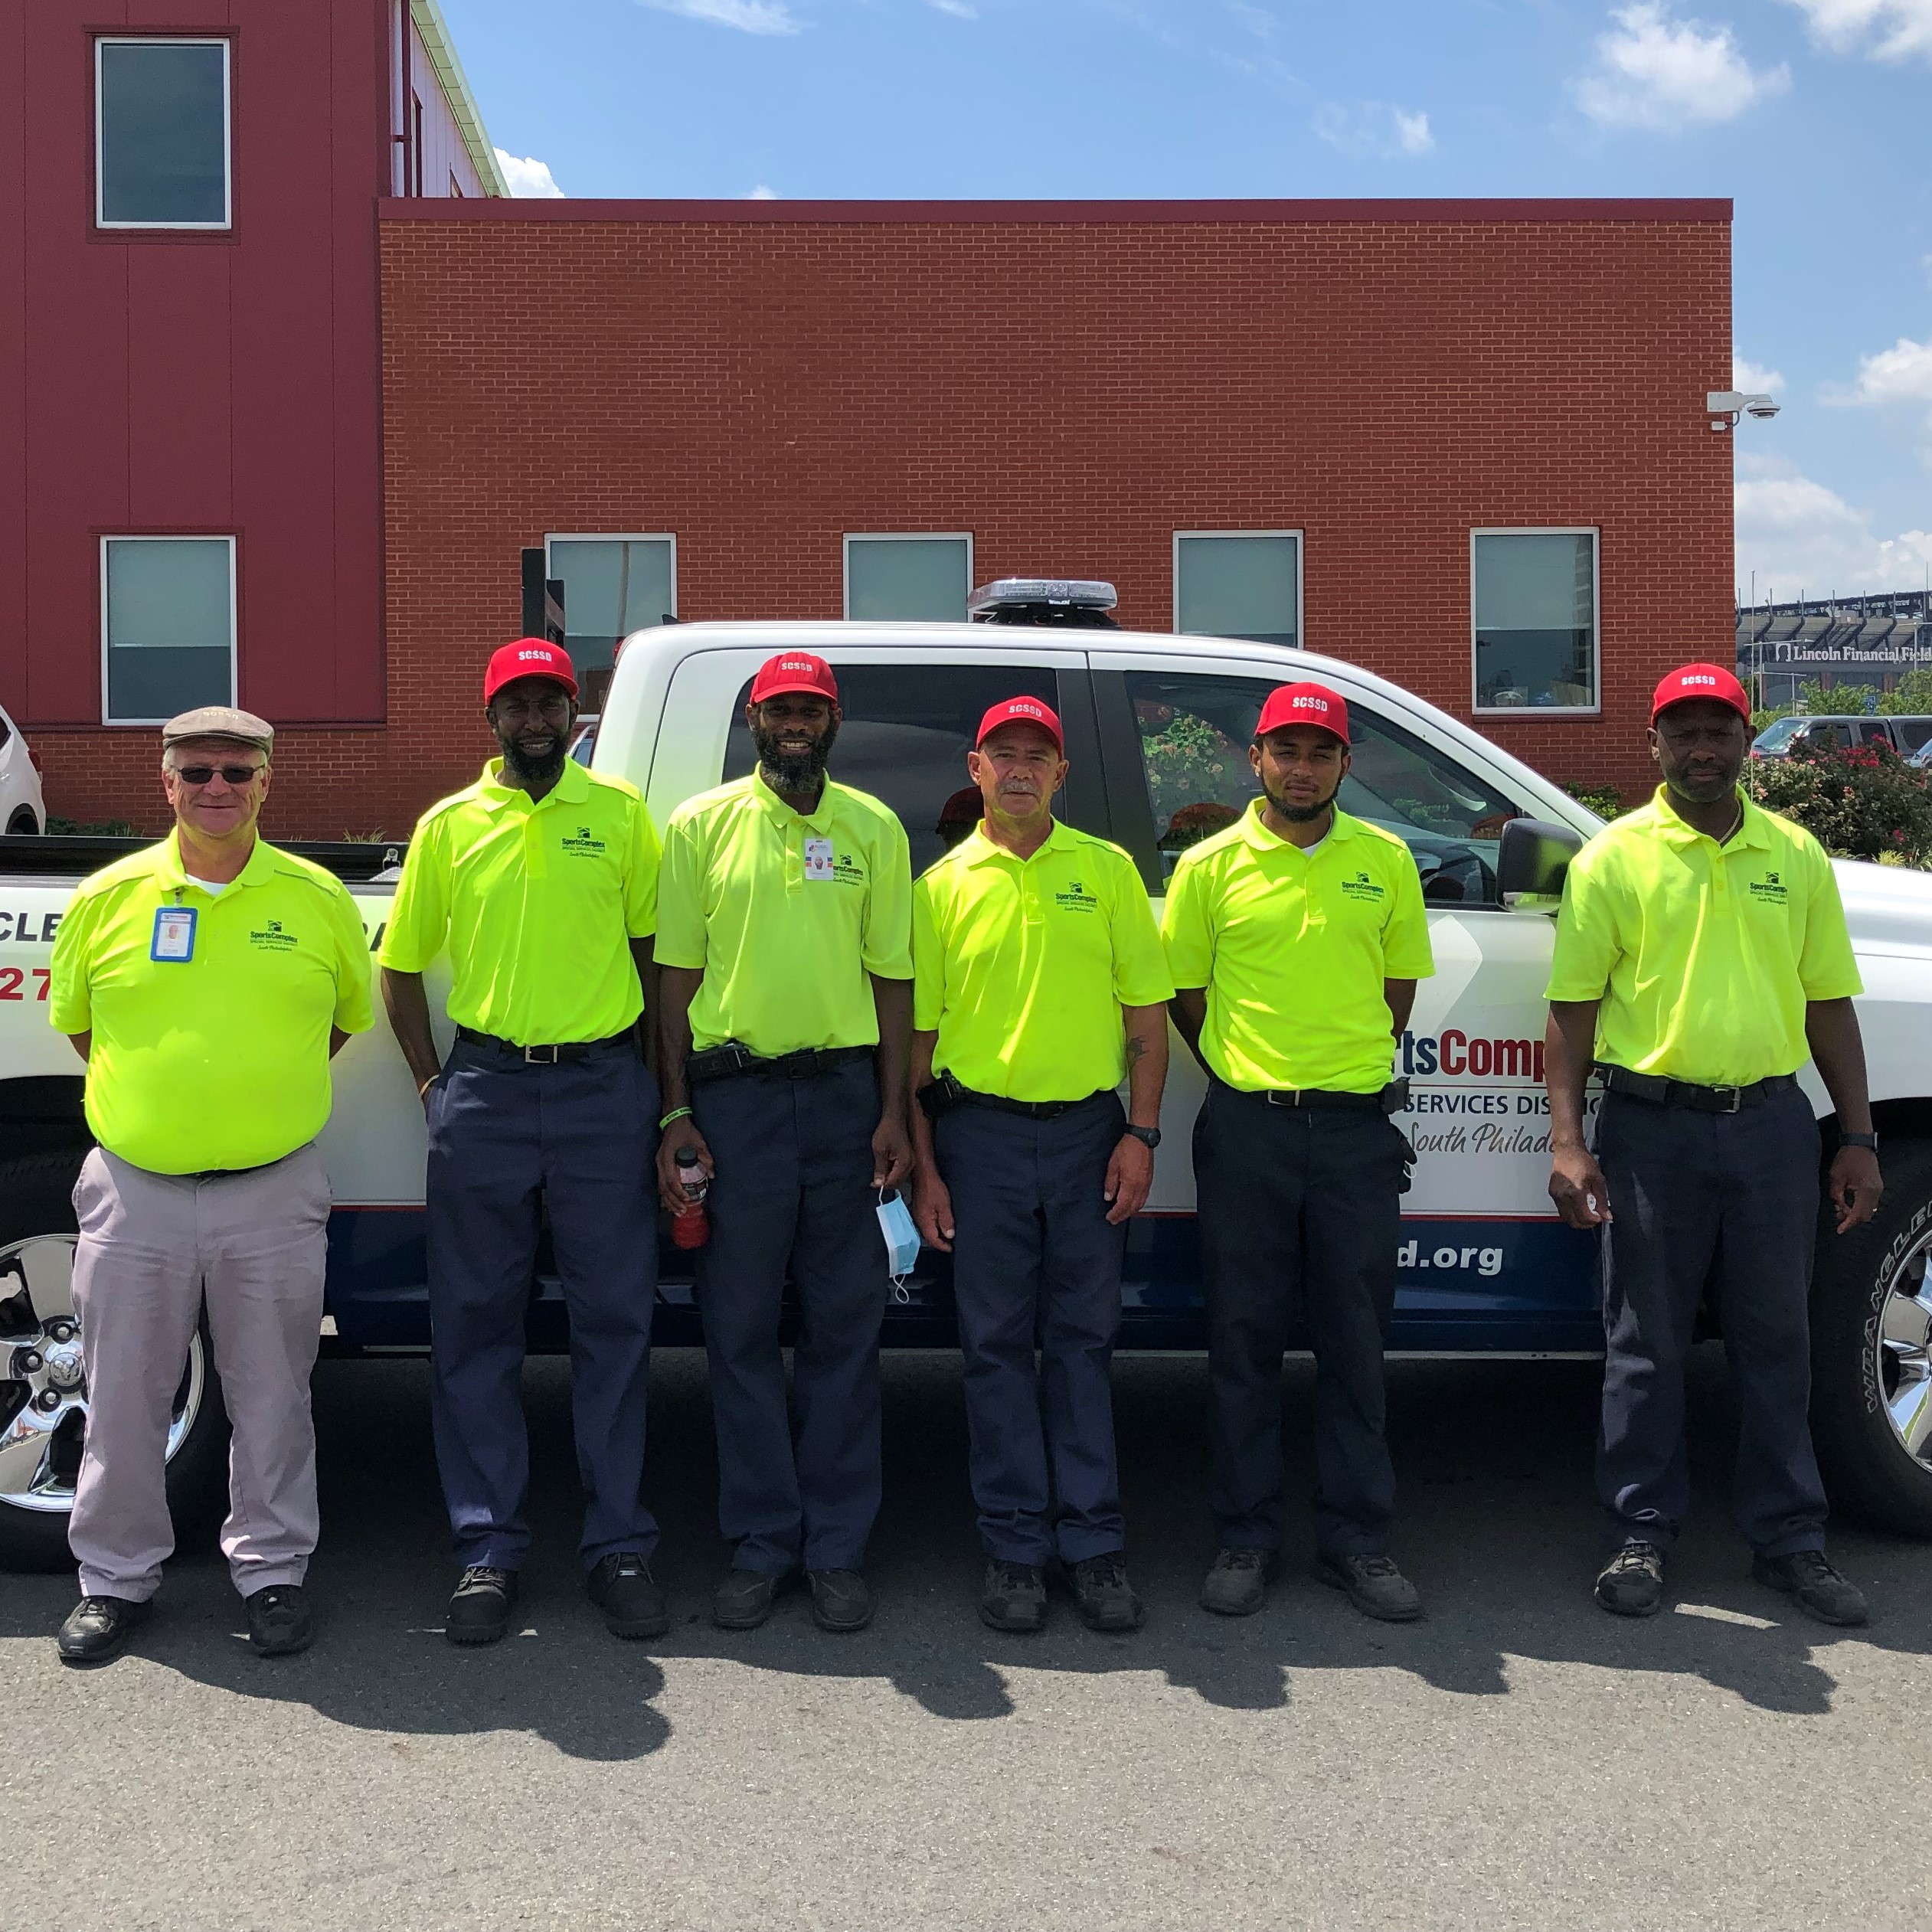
544 535 677 711
95 38 232 230
1472 529 1600 715
1172 531 1303 649
101 537 238 725
844 534 973 622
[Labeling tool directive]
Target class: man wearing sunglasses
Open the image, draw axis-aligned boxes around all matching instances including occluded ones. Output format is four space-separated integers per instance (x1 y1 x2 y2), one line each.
379 641 666 1649
47 707 374 1664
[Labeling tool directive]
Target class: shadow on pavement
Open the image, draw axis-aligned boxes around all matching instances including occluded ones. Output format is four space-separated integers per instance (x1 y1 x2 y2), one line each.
2 1346 1927 1759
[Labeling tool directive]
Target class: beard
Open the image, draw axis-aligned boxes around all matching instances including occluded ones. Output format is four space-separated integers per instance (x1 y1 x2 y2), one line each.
754 714 839 792
500 732 567 789
1263 772 1343 823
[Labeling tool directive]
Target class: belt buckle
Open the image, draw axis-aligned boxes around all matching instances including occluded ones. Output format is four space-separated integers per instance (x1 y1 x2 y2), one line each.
1718 1084 1744 1113
1266 1089 1303 1109
524 1044 561 1065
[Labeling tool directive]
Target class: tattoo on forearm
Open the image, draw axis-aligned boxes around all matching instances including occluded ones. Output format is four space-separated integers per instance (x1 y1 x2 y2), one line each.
1126 1037 1147 1063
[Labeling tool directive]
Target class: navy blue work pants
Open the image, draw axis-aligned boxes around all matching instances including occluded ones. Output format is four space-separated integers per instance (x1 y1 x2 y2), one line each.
1194 1081 1407 1557
1595 1086 1829 1556
933 1091 1129 1567
425 1035 661 1573
691 1058 887 1576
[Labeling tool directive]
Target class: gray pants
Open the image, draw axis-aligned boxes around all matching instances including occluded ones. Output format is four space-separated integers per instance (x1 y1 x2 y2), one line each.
69 1144 331 1601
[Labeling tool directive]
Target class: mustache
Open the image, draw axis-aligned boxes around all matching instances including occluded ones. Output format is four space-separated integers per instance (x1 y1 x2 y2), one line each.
754 717 838 785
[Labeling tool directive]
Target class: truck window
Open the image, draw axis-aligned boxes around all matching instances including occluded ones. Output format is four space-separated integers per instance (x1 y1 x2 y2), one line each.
1124 670 1522 905
1858 721 1891 748
1894 718 1932 755
724 665 1058 875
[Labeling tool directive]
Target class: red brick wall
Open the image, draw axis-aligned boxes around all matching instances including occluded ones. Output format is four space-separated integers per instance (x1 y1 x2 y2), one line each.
39 200 1733 837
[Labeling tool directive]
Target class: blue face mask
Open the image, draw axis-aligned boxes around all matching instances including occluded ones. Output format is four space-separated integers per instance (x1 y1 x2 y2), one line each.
876 1188 920 1302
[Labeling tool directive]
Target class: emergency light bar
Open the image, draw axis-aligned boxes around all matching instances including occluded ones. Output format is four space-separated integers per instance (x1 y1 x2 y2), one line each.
968 577 1117 617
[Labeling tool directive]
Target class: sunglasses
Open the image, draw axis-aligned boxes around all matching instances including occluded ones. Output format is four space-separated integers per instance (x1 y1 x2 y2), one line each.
174 763 265 786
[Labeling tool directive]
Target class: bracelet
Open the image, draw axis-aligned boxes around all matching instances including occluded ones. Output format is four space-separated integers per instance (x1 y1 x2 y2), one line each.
659 1106 693 1130
418 1075 438 1100
1840 1130 1878 1150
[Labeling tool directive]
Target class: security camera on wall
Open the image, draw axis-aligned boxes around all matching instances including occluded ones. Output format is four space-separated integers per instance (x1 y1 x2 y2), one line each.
1706 389 1780 430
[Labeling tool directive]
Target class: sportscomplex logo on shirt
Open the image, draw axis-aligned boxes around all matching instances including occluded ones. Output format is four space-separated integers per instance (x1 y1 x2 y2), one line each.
248 919 296 952
832 850 866 884
561 825 608 856
1053 878 1098 911
1748 870 1789 903
1339 871 1386 902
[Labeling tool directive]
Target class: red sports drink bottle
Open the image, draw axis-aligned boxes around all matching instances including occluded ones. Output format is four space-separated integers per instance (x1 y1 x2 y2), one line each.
672 1144 711 1250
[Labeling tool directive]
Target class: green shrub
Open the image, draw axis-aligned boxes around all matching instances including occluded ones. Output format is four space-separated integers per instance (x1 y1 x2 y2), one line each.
44 815 139 837
1742 740 1932 865
1559 780 1623 820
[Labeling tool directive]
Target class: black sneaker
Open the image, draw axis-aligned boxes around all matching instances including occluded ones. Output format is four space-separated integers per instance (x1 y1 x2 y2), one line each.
1200 1548 1277 1617
806 1568 873 1633
243 1583 315 1657
446 1565 518 1646
56 1594 153 1666
1315 1551 1422 1623
1753 1549 1869 1628
1069 1553 1146 1633
713 1567 785 1630
1594 1541 1665 1618
587 1552 671 1639
979 1561 1048 1633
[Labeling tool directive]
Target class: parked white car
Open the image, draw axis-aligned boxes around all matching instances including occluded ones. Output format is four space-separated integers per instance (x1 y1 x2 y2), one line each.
2 616 1932 1568
0 701 45 835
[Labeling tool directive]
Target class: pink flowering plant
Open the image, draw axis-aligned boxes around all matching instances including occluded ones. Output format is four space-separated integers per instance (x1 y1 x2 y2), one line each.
1743 740 1932 866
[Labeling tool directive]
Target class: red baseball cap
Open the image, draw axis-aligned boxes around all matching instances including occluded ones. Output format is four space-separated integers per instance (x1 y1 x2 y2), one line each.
1651 662 1751 725
976 696 1064 751
1254 682 1350 745
484 639 577 705
749 651 839 706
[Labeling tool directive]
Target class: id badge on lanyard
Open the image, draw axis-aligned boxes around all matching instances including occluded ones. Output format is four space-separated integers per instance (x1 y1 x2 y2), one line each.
804 836 835 882
151 904 198 963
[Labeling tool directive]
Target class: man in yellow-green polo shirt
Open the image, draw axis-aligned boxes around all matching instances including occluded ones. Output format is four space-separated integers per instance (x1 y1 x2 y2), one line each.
654 650 914 1636
909 697 1172 1636
379 639 667 1649
1162 681 1433 1625
1545 662 1880 1628
47 705 372 1666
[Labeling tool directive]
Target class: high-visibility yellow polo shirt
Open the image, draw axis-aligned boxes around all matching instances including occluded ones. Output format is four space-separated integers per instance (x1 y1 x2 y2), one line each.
47 832 374 1175
1545 786 1861 1087
655 770 913 1056
1161 800 1433 1095
913 819 1175 1103
378 757 659 1046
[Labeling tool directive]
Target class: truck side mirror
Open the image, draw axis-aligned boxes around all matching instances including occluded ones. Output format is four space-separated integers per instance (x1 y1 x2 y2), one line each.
1496 817 1586 905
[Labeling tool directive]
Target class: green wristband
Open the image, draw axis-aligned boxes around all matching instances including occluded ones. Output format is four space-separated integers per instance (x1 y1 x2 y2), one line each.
659 1106 694 1131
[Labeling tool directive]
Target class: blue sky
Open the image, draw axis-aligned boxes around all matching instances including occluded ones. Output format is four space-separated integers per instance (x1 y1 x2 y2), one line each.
439 0 1932 603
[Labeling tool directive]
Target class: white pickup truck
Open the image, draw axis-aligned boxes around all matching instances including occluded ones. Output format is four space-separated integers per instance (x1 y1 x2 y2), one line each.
4 616 1932 1569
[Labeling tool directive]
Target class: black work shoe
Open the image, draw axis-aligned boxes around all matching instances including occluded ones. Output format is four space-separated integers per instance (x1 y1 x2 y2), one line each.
1316 1550 1422 1623
1753 1549 1869 1627
1200 1547 1277 1617
1069 1552 1146 1633
807 1568 873 1633
243 1584 314 1657
587 1552 671 1639
979 1561 1048 1633
713 1567 784 1630
1594 1541 1665 1618
56 1594 153 1665
446 1565 518 1646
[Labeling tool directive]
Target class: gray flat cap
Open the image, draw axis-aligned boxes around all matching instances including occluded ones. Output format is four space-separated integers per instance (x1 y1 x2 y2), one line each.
161 706 274 755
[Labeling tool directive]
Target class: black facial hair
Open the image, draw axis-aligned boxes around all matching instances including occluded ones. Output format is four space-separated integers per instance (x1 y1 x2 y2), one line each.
498 724 567 790
754 714 839 793
1262 769 1345 825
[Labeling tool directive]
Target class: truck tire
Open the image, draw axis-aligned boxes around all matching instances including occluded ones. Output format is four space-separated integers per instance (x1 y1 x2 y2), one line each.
1809 1140 1932 1538
0 1146 228 1573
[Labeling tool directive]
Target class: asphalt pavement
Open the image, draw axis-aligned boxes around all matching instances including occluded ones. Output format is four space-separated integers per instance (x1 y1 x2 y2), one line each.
3 1344 1929 1932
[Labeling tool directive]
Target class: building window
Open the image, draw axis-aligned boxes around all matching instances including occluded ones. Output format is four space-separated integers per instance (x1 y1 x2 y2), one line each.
102 538 237 724
1173 532 1301 648
1473 530 1599 714
545 536 676 714
843 535 973 622
96 39 231 230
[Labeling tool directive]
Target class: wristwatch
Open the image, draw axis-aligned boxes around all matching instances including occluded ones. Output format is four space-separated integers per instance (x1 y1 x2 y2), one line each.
1124 1124 1162 1149
1841 1131 1878 1150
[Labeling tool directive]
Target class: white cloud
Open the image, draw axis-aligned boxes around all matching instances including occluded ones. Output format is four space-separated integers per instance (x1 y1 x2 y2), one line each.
1312 101 1436 159
637 0 803 34
495 150 564 198
1839 334 1932 406
1779 0 1932 64
1735 453 1932 594
747 183 780 198
1223 0 1277 34
930 0 978 15
1733 355 1786 393
1572 3 1790 131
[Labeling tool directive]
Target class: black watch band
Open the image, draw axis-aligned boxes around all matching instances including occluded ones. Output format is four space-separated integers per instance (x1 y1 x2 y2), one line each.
1125 1124 1162 1149
1840 1130 1878 1150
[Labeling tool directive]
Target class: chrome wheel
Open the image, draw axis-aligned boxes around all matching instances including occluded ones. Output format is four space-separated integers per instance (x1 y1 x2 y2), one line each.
1877 1225 1932 1468
0 1234 207 1514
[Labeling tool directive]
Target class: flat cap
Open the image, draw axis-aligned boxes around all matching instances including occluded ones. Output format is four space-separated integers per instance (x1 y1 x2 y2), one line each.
161 705 274 755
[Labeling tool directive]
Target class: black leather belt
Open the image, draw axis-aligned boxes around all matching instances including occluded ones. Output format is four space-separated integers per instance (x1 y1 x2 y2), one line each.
1259 1077 1410 1115
917 1072 1107 1121
686 1041 874 1084
456 1025 636 1064
1598 1065 1797 1114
